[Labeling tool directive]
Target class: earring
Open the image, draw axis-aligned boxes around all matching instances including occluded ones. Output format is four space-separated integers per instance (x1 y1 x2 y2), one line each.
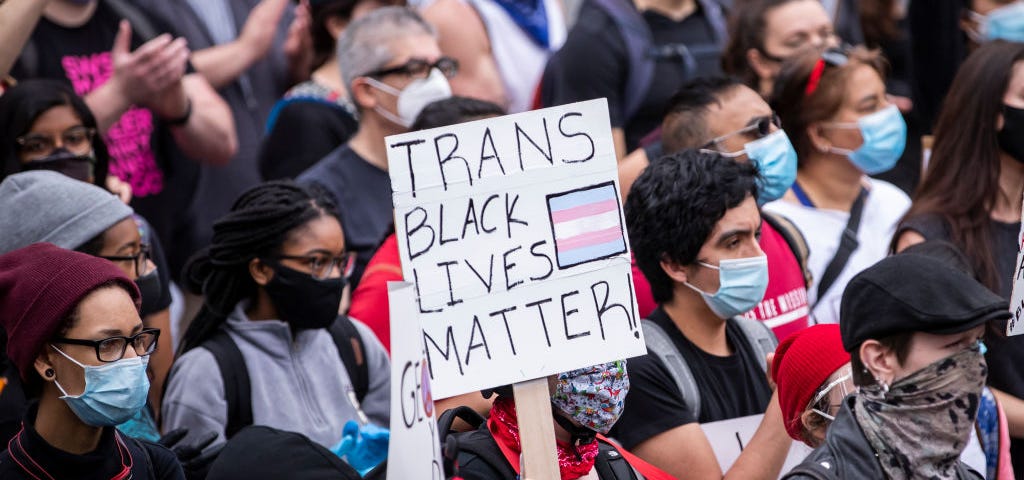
876 378 889 393
44 368 54 378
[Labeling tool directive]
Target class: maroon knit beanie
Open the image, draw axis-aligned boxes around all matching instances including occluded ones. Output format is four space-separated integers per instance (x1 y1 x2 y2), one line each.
0 243 140 381
771 324 850 442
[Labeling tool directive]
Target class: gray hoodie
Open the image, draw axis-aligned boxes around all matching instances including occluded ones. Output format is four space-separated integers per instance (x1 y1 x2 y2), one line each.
161 302 390 451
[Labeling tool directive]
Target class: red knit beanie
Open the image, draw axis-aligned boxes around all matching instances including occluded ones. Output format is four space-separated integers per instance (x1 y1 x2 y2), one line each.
771 324 849 441
0 243 140 381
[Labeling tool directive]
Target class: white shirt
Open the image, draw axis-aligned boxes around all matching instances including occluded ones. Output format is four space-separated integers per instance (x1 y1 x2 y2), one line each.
763 179 910 325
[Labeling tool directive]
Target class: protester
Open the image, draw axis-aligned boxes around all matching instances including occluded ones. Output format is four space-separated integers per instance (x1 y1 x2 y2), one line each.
421 0 565 113
0 243 182 479
764 46 910 325
538 0 730 157
721 0 837 97
784 253 1005 479
617 149 791 478
163 180 390 456
261 0 401 181
617 77 811 339
894 39 1024 474
297 6 454 288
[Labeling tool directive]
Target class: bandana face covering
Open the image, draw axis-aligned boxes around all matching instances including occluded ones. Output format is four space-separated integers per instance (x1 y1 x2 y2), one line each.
488 396 599 479
854 345 987 480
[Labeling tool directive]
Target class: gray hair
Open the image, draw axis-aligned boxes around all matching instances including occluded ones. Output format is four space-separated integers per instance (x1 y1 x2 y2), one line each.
337 7 437 100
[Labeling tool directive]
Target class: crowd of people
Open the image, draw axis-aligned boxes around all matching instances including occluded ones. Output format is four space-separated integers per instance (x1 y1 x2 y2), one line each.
0 0 1022 478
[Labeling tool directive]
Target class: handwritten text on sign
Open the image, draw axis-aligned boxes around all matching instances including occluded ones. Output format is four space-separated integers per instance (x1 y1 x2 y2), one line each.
1006 194 1024 336
387 99 646 398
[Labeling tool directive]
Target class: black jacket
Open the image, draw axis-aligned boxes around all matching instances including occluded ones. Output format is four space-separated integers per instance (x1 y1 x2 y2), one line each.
783 397 983 479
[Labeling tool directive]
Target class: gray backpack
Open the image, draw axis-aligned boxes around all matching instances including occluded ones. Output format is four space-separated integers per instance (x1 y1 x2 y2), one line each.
641 317 777 420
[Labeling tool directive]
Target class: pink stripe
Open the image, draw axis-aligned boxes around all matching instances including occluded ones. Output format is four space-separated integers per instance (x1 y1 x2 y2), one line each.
551 199 619 223
556 226 623 251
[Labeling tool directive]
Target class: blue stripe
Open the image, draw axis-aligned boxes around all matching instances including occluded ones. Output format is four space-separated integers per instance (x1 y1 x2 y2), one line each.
557 238 627 267
548 184 617 212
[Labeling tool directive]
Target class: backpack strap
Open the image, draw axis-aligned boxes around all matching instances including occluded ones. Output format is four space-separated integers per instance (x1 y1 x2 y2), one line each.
590 0 654 123
696 0 730 45
815 187 867 304
761 210 813 289
732 316 779 373
203 330 252 440
447 423 519 479
104 0 160 42
329 316 369 403
124 434 157 480
593 440 640 479
781 461 839 480
641 321 701 420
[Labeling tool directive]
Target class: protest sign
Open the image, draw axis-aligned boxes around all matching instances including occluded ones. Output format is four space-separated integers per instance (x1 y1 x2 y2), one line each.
1006 195 1024 336
701 414 812 478
387 282 444 480
386 99 647 399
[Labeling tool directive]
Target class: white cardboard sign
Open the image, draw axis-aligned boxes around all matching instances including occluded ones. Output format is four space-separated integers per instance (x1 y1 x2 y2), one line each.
386 99 646 399
386 282 444 480
1006 195 1024 336
701 414 813 479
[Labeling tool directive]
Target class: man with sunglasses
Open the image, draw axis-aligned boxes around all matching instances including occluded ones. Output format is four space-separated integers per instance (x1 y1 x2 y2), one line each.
298 7 454 288
621 76 811 341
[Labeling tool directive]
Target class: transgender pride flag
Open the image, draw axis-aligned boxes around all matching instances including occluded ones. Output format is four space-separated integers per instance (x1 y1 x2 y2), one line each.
546 182 627 269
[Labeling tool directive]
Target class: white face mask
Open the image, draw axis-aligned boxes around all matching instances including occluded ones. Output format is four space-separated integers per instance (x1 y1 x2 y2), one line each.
365 68 452 128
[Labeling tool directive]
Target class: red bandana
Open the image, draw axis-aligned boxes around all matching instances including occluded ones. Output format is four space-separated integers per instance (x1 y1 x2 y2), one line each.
487 396 599 480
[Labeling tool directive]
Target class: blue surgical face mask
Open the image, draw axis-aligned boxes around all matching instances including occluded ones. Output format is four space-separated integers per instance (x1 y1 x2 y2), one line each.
735 130 798 204
828 104 906 175
976 2 1024 42
50 345 150 427
684 255 769 319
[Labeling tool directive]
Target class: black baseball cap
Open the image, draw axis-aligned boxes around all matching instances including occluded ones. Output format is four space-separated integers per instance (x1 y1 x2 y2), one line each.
840 253 1009 352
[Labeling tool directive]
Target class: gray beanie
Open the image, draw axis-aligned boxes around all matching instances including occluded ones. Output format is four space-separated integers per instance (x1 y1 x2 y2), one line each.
0 171 133 254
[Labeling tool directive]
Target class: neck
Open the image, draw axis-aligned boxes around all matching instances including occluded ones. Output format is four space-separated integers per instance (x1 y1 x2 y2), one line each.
311 59 346 99
993 153 1024 223
794 153 865 211
348 119 397 172
43 1 98 27
662 287 731 356
246 290 279 321
635 0 696 20
553 419 572 443
34 389 104 455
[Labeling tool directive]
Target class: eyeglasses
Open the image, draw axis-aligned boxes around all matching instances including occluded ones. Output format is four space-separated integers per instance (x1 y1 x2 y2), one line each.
701 113 781 150
53 328 160 363
269 251 357 280
363 56 459 79
15 126 96 160
98 244 151 277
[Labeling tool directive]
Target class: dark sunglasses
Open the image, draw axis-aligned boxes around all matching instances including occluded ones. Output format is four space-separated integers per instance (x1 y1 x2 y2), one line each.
363 56 459 79
701 113 781 149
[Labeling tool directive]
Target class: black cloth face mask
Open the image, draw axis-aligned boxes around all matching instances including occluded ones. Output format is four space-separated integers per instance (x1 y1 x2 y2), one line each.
263 262 346 330
135 268 162 317
23 149 96 182
998 104 1024 164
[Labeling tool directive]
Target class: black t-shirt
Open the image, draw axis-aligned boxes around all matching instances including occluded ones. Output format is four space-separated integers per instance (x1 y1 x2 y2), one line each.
297 145 393 288
260 99 358 181
610 308 772 449
542 2 721 150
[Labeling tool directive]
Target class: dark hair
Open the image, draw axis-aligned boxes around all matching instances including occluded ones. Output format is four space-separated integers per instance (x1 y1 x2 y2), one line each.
311 0 404 68
410 96 506 131
626 150 759 302
898 41 1024 293
661 76 745 154
770 46 887 166
858 0 900 47
178 181 340 354
722 0 806 89
850 332 913 387
0 79 110 187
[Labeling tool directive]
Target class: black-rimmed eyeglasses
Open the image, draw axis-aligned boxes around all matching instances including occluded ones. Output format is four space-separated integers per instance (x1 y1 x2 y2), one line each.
98 244 151 277
268 251 357 280
52 328 160 363
363 56 459 79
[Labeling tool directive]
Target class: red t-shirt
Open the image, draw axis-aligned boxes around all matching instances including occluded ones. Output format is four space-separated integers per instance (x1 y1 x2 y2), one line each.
632 221 810 340
349 234 403 353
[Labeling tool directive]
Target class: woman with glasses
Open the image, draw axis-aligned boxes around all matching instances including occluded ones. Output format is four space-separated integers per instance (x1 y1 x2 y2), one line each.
0 170 169 443
162 180 390 457
0 243 182 479
762 46 910 325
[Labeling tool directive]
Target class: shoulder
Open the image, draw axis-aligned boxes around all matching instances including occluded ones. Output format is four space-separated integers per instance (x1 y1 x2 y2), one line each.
297 146 349 182
866 179 911 209
782 447 839 480
134 439 186 479
165 346 224 397
0 450 26 479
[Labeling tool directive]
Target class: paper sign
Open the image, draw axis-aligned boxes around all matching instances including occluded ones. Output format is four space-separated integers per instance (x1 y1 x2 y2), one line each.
701 414 813 479
387 282 444 480
386 99 646 398
1006 195 1024 336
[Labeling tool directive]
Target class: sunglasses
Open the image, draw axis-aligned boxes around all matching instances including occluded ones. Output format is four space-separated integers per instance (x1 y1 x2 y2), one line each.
701 113 781 150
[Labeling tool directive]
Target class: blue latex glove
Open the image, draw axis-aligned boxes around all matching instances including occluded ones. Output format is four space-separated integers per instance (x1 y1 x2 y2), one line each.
332 420 390 475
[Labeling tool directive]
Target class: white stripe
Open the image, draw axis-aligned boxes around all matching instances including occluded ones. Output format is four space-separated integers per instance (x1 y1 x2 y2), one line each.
553 210 621 239
762 306 811 329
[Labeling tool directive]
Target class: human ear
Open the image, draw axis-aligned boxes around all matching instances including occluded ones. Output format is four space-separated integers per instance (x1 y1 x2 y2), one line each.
350 78 379 110
660 257 691 285
249 258 275 287
325 15 347 40
806 122 832 153
747 48 777 82
859 340 897 386
33 350 57 383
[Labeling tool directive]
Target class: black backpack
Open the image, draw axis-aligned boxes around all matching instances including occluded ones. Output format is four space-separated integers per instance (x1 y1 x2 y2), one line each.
437 407 640 480
201 316 370 439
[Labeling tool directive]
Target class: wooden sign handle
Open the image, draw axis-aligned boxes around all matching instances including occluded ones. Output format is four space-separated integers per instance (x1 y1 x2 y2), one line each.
513 378 560 479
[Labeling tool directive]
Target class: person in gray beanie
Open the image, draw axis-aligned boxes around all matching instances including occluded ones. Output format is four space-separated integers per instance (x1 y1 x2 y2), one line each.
0 171 170 442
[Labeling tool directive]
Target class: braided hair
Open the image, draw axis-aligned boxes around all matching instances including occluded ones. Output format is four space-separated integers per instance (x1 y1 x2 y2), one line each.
178 180 340 354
